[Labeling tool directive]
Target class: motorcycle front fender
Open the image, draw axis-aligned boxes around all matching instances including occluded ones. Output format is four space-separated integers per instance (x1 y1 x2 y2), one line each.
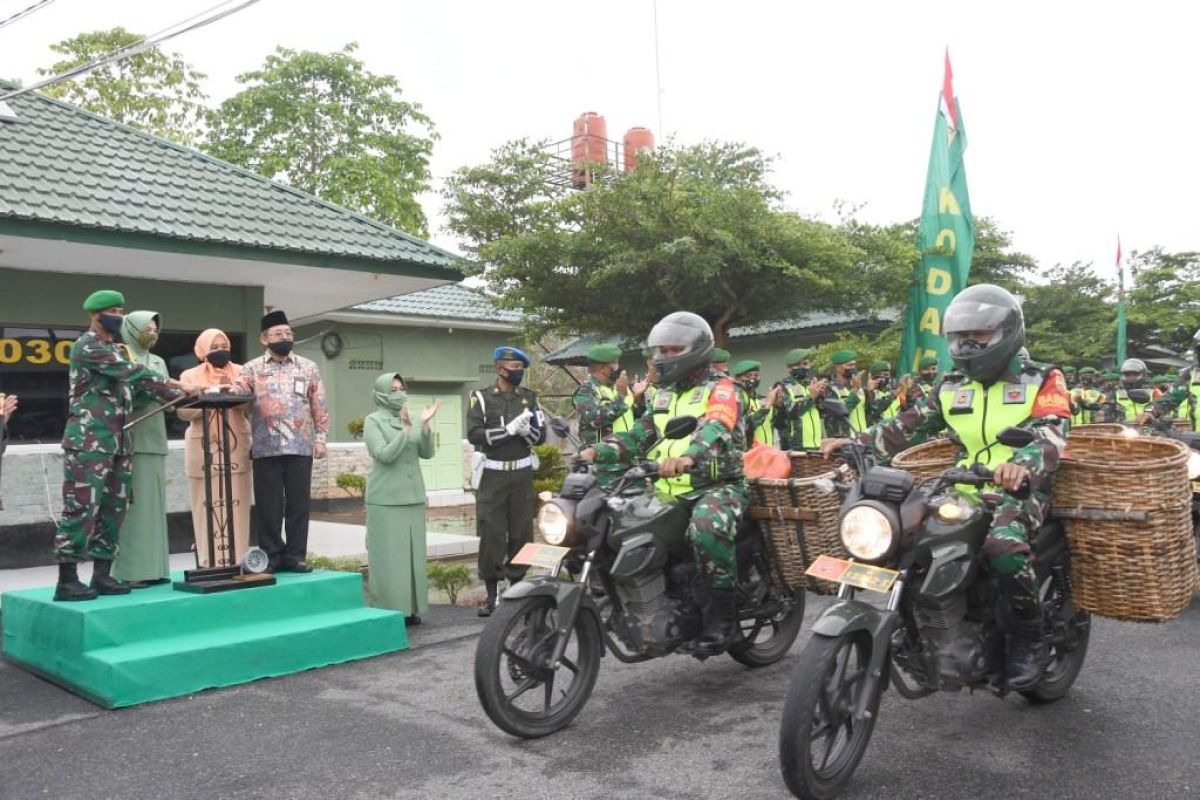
502 576 604 657
811 600 899 710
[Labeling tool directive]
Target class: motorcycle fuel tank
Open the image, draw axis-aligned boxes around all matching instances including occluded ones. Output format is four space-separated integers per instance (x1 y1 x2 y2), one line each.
608 492 692 551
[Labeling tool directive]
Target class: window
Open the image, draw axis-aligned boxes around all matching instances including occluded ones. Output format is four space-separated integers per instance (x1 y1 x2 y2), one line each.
0 324 245 443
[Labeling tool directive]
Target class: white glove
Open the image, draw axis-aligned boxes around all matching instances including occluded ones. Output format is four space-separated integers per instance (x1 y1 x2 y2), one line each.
505 412 532 436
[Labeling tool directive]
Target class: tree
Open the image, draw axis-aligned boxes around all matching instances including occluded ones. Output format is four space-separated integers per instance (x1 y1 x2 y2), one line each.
1126 248 1200 355
37 28 208 144
968 218 1038 291
206 43 436 236
1021 263 1115 366
444 140 872 343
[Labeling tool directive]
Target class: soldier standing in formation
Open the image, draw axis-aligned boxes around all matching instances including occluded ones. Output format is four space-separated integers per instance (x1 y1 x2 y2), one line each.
732 360 780 446
468 346 545 617
53 290 189 602
572 344 641 443
826 350 868 435
772 348 826 451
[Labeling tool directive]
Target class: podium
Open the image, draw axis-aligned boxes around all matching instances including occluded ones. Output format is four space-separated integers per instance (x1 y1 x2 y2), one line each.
175 392 274 593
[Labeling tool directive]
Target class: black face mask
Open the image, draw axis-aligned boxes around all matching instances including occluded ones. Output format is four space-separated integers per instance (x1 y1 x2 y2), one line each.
920 371 937 383
98 313 124 335
504 368 525 387
207 350 232 368
744 379 761 393
790 367 810 381
843 368 858 380
875 377 891 390
267 341 294 357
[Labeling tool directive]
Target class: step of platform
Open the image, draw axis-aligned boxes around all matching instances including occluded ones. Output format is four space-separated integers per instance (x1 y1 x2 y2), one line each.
2 571 408 708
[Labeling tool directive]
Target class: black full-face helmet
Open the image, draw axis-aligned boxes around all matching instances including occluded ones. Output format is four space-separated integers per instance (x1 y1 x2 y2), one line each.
1120 358 1148 387
943 284 1025 384
646 311 715 386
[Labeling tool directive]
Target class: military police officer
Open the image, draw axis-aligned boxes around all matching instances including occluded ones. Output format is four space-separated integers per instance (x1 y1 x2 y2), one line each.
468 346 546 616
772 348 826 450
53 290 188 601
572 343 638 443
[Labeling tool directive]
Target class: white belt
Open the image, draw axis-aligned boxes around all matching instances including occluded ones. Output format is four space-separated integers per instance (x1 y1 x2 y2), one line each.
484 456 534 471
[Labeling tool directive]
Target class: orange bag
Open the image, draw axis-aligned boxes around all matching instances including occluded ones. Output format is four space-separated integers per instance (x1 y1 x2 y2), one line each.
743 442 792 480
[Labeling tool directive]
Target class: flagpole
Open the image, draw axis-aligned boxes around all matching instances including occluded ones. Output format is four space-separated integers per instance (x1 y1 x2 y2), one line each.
1116 236 1127 366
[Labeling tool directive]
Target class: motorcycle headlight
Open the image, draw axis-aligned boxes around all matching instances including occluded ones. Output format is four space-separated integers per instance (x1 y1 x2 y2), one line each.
840 504 897 562
536 502 572 546
1187 452 1200 481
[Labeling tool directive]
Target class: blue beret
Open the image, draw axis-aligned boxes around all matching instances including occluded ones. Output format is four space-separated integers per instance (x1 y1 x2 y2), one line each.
493 346 530 366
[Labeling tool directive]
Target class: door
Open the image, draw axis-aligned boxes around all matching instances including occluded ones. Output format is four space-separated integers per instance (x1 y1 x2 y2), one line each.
407 391 463 491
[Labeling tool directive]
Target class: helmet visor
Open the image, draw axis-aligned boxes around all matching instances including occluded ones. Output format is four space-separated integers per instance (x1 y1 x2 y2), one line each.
646 319 700 350
943 300 1014 336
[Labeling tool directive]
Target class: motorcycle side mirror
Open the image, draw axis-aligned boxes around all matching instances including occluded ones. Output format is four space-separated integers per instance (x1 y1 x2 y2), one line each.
1127 389 1152 404
663 416 699 439
995 426 1036 449
549 417 571 438
821 398 850 419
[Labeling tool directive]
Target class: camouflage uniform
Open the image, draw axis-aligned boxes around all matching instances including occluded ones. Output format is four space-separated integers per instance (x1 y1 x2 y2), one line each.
594 370 747 589
857 366 1069 606
572 376 633 443
773 377 824 450
54 331 181 562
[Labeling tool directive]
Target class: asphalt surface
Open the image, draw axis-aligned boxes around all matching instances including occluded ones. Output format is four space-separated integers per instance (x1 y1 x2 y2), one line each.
1 594 1199 800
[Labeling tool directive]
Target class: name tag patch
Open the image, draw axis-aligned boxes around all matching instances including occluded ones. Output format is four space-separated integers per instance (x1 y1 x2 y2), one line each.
949 389 975 414
1003 384 1027 404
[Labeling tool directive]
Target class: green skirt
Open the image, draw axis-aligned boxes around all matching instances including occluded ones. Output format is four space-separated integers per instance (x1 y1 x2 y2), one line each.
366 503 428 616
113 452 171 582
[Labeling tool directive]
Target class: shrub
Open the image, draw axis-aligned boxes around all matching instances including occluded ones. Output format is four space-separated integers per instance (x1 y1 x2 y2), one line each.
336 472 366 500
347 416 365 439
427 562 472 605
307 554 365 572
533 443 568 499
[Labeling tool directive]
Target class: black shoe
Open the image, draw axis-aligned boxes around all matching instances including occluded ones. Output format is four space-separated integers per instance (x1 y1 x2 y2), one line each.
282 560 313 573
405 614 422 627
693 587 735 659
144 578 172 586
53 563 98 602
124 580 149 590
1006 634 1050 690
90 559 131 595
477 601 495 618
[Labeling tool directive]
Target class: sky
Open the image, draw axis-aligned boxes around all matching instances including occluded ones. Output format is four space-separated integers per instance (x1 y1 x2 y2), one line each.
2 0 1198 284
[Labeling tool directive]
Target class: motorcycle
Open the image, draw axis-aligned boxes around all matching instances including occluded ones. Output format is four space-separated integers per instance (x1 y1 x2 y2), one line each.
778 427 1091 800
474 416 807 739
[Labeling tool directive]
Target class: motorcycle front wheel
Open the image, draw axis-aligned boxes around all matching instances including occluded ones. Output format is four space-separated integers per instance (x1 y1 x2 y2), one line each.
474 595 602 738
779 632 881 800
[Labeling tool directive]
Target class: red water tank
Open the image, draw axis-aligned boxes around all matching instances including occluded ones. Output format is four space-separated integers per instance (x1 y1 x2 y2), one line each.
571 112 608 188
623 127 655 171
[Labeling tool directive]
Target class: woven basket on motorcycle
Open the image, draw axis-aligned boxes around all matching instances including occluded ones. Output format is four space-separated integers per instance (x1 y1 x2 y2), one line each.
747 452 852 594
1072 422 1127 435
889 437 960 484
1051 434 1198 622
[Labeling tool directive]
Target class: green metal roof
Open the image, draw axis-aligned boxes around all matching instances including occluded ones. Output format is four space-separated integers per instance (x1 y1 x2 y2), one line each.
0 83 459 271
353 283 523 324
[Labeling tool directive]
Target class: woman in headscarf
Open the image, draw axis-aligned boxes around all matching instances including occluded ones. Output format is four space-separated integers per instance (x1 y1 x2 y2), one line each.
112 311 172 586
178 329 253 567
364 373 440 624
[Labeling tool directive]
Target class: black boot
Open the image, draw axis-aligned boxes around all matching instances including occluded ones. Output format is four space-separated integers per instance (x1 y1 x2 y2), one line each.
53 562 98 602
90 559 131 595
478 580 498 617
998 574 1048 691
693 587 735 658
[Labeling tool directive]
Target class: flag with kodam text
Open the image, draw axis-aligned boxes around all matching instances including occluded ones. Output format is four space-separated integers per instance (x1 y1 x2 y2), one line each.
899 51 975 375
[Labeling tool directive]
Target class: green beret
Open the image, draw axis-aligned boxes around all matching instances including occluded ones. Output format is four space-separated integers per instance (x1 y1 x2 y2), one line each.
732 359 761 377
83 289 124 312
586 343 622 363
831 349 857 365
712 347 731 362
1105 371 1119 380
785 348 812 365
918 356 939 370
869 360 890 375
1079 367 1096 375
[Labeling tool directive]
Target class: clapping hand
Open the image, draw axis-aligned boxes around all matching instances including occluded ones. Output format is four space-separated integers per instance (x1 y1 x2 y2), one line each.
766 385 783 408
615 370 631 398
421 400 442 427
809 378 828 398
633 375 650 399
1 393 16 418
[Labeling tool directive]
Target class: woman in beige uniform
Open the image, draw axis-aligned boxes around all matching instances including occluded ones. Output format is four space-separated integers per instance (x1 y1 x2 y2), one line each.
179 329 252 566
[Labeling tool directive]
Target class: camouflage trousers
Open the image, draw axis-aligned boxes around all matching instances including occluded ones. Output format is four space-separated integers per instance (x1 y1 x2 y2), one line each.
54 450 132 562
984 488 1050 624
686 483 748 591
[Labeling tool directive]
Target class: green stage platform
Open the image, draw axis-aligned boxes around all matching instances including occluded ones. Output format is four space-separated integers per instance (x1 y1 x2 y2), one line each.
1 571 409 708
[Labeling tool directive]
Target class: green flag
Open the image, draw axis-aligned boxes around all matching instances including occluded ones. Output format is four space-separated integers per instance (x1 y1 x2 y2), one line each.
899 51 975 375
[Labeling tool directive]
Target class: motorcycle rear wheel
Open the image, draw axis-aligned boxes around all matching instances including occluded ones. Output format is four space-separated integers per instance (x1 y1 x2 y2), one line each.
474 595 602 738
1020 575 1091 704
779 632 881 800
728 566 806 668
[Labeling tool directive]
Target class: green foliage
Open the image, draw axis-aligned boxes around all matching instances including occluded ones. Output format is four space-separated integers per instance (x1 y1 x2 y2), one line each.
1022 263 1115 366
427 562 472 605
335 472 365 499
307 554 365 572
444 140 871 343
205 43 436 236
808 326 904 377
533 443 568 498
967 218 1038 292
1126 248 1200 354
38 28 209 144
347 416 365 439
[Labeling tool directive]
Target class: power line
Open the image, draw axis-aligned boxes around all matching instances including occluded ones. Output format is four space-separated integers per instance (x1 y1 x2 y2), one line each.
0 0 57 31
0 0 263 103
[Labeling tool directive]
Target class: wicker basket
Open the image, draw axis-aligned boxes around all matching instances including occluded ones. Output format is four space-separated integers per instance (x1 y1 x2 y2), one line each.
747 452 850 594
889 438 960 484
1073 423 1127 436
1171 418 1193 433
1053 434 1198 622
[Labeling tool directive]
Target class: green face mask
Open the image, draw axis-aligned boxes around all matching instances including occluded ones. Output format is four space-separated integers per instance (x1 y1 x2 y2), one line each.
136 331 159 350
385 390 408 411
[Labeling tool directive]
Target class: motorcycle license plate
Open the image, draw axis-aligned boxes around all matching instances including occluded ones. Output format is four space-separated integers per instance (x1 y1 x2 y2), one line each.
512 543 570 574
806 555 899 593
1192 480 1200 494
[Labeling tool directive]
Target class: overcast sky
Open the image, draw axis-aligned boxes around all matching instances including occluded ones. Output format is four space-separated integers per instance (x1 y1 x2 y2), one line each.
3 0 1197 283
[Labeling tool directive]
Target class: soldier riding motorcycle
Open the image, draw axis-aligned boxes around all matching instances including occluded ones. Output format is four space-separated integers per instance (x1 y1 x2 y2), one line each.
474 312 805 739
779 285 1088 800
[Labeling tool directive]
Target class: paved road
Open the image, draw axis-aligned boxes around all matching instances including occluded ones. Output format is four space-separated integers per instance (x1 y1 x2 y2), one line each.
1 595 1198 800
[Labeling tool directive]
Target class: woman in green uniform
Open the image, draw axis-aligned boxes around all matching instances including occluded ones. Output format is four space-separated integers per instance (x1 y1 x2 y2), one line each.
112 310 171 586
364 373 440 625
